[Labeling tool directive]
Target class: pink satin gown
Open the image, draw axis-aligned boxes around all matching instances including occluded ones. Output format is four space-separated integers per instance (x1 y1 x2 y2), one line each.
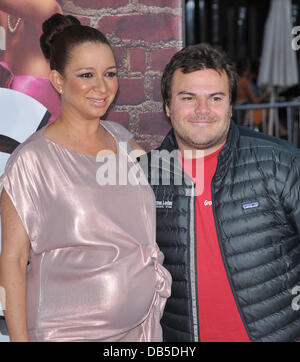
0 121 171 341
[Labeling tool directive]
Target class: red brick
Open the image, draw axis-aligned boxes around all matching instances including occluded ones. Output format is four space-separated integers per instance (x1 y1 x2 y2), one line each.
98 16 120 34
129 48 146 73
104 111 130 129
112 46 127 69
139 112 171 135
135 138 164 152
151 77 163 102
71 0 128 9
151 48 179 72
139 0 181 8
116 78 145 105
135 139 153 153
116 14 181 42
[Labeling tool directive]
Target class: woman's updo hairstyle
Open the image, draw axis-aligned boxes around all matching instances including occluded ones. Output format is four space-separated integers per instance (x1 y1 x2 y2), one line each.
40 13 112 74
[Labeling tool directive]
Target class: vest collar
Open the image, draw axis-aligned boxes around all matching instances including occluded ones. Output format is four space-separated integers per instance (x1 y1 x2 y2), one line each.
158 120 239 176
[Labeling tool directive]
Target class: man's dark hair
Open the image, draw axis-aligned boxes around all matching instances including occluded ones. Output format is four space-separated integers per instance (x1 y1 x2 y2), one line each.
161 43 238 112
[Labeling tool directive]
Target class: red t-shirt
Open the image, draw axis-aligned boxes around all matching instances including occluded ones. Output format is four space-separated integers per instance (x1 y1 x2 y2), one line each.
181 148 250 342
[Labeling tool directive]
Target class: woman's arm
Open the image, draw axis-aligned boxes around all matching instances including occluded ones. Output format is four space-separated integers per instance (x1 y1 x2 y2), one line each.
242 80 270 104
0 189 30 342
0 0 62 24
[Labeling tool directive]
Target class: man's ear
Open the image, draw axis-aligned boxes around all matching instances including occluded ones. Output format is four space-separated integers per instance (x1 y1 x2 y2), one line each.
49 70 64 95
165 103 171 118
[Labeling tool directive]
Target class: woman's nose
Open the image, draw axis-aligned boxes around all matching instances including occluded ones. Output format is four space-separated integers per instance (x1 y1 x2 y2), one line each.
94 76 108 93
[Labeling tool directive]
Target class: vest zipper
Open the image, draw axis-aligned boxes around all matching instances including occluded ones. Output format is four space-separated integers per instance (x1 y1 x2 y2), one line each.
211 181 253 341
188 183 201 341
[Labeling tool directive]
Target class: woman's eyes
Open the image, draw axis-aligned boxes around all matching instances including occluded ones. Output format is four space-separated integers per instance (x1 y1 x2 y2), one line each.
79 72 93 78
78 72 117 78
105 71 117 78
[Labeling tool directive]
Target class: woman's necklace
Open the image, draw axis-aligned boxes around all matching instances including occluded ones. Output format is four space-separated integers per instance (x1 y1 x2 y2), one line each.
7 15 21 33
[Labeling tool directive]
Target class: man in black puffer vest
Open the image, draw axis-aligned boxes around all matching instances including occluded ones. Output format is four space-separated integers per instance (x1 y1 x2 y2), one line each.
139 43 300 342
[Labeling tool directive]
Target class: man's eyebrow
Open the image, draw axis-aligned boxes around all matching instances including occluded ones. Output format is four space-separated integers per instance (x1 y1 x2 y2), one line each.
210 92 226 97
177 91 196 96
177 91 227 97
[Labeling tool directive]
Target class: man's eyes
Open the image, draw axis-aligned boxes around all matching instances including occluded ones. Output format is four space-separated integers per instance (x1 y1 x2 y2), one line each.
181 96 194 101
211 96 222 102
179 96 224 102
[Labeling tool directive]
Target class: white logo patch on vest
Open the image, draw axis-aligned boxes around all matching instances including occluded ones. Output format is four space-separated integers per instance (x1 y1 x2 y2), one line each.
242 201 260 210
156 200 173 209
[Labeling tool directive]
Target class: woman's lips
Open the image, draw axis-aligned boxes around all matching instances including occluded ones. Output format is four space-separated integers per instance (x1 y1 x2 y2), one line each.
87 97 106 106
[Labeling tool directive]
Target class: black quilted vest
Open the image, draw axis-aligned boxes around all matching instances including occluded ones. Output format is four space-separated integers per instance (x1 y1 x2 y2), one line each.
141 121 300 342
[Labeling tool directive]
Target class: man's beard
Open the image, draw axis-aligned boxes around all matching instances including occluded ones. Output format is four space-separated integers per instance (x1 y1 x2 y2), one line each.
185 111 219 123
175 110 231 151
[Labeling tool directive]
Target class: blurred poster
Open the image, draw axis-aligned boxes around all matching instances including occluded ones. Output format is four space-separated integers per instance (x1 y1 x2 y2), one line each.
0 1 63 122
0 88 49 175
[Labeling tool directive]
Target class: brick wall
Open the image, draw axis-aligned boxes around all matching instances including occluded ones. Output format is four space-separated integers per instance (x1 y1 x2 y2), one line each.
60 0 183 151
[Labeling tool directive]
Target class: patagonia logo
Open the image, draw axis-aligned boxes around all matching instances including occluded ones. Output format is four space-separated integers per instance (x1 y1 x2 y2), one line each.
242 201 260 210
156 200 173 209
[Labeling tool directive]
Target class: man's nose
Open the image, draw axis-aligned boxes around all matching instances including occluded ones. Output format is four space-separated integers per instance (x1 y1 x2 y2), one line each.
194 99 209 114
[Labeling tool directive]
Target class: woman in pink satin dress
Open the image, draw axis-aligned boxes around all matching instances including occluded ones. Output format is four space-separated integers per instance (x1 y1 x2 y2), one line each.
0 14 171 342
0 0 62 121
